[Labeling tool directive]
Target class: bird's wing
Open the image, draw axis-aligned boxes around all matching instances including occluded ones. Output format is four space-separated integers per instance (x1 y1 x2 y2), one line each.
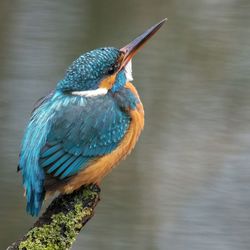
17 91 55 172
40 94 130 180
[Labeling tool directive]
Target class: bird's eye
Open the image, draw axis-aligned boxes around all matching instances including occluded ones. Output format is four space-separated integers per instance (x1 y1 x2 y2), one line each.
107 63 120 75
107 66 115 75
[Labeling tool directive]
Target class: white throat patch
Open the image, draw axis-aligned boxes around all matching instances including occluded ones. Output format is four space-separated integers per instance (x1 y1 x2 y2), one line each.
71 87 108 97
124 60 133 82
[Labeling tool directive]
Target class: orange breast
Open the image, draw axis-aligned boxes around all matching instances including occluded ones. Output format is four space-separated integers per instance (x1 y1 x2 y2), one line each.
60 82 144 194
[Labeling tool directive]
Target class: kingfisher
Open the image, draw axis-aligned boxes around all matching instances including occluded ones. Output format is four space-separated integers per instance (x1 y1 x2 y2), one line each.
18 19 166 216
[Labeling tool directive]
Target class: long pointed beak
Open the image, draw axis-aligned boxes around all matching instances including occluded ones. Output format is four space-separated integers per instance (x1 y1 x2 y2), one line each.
119 18 167 69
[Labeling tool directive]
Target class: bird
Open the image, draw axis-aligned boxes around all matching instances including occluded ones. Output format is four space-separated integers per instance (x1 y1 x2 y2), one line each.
18 19 166 216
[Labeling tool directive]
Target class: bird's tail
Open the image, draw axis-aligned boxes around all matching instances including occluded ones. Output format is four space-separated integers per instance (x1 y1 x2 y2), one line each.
25 186 45 216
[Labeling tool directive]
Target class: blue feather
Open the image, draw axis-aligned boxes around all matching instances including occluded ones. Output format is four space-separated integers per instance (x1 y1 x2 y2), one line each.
41 150 65 167
54 155 77 177
60 156 89 179
41 144 62 158
46 154 71 173
19 91 76 216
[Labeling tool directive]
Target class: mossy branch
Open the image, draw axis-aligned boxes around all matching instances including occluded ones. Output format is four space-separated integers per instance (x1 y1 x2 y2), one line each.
7 184 100 250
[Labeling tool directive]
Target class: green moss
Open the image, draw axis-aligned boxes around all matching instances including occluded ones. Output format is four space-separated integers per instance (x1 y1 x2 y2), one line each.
19 186 98 250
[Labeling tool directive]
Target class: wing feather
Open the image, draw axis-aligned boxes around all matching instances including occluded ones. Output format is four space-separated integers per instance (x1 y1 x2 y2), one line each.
40 94 130 180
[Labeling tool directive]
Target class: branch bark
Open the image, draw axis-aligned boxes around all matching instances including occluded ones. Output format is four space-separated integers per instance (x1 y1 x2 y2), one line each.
7 184 100 250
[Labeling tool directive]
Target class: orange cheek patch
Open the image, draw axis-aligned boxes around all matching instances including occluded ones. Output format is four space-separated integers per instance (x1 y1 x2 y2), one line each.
99 74 117 89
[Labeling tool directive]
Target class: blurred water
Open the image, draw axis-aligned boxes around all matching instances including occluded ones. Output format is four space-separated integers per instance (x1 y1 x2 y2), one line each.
1 0 250 249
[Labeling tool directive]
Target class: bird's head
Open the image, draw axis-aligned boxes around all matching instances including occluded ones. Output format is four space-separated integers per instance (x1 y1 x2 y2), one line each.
57 19 167 96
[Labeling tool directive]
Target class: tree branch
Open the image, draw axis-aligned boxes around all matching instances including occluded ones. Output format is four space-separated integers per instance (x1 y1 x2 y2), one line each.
7 184 100 250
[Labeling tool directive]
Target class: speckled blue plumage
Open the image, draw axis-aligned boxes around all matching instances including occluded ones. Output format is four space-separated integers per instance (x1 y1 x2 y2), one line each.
58 47 120 91
19 47 139 216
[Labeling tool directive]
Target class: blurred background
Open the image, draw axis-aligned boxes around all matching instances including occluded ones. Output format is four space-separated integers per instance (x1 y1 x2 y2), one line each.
1 0 250 249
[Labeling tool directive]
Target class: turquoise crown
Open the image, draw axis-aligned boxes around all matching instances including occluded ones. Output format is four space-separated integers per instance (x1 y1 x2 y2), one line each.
57 47 121 91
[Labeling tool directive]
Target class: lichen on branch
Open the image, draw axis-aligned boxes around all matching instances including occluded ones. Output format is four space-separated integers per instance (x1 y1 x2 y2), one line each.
7 184 100 250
